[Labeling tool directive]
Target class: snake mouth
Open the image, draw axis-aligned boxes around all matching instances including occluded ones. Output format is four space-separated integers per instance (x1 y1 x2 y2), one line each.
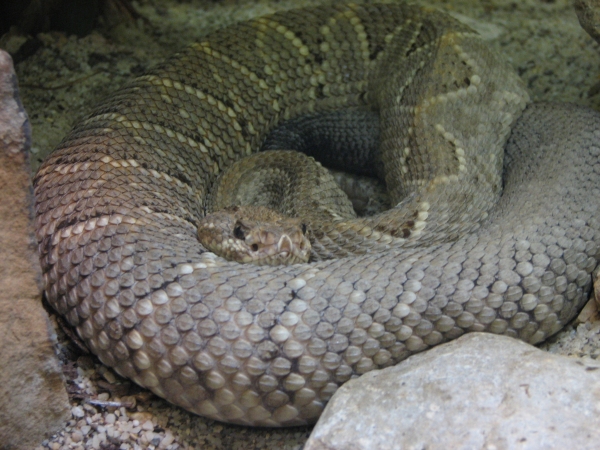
240 227 311 266
197 205 312 266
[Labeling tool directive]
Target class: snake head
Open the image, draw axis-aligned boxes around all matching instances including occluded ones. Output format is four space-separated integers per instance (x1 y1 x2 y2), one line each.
197 205 311 265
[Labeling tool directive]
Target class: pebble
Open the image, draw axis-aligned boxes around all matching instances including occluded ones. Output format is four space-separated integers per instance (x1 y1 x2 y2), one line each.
71 406 84 419
71 430 83 442
159 431 175 449
131 411 153 422
83 404 97 414
101 369 117 383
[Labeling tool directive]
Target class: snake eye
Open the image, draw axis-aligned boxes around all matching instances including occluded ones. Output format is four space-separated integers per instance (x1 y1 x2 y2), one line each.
233 223 246 240
301 223 307 235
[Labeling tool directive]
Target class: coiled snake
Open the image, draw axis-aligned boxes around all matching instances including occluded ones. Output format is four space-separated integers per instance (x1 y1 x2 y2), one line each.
33 3 600 426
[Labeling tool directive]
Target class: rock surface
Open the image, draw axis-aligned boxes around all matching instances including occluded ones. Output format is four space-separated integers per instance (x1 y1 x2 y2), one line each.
575 0 600 44
0 49 69 449
305 333 600 450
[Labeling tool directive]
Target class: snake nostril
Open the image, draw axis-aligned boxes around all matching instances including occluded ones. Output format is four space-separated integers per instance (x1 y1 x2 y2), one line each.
251 244 259 252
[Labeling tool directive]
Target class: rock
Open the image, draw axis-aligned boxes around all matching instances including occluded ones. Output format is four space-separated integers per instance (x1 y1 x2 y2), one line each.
305 333 600 450
574 0 600 45
71 430 83 443
0 49 69 449
71 406 85 419
574 1 600 98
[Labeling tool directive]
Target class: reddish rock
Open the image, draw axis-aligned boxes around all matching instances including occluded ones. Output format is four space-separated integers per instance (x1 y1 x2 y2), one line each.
0 49 69 449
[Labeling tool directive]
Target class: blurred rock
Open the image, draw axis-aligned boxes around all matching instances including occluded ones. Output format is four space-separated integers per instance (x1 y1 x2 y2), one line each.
574 0 600 44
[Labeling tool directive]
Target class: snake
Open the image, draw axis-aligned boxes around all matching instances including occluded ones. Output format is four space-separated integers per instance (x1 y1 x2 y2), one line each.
33 3 600 426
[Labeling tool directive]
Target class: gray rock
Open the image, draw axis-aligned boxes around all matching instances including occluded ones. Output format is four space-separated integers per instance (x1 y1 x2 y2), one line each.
574 0 600 45
0 49 69 449
305 333 600 450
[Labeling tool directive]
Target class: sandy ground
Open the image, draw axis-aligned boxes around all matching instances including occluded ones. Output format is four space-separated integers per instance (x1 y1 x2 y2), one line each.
2 0 600 448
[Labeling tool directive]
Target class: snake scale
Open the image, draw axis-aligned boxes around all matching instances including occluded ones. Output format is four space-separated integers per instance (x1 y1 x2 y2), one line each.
33 3 600 426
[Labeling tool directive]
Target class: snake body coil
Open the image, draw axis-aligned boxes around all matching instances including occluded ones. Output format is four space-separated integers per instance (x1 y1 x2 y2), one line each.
34 3 600 426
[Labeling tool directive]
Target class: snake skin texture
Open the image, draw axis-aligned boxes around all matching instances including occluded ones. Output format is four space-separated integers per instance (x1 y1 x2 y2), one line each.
33 3 600 426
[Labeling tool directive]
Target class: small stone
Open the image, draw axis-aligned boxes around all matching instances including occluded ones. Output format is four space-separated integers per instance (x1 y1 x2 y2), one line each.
130 411 153 422
105 413 116 424
83 404 97 414
121 396 137 409
71 406 85 419
158 431 175 449
102 369 117 384
149 433 161 445
71 430 83 442
142 419 154 431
